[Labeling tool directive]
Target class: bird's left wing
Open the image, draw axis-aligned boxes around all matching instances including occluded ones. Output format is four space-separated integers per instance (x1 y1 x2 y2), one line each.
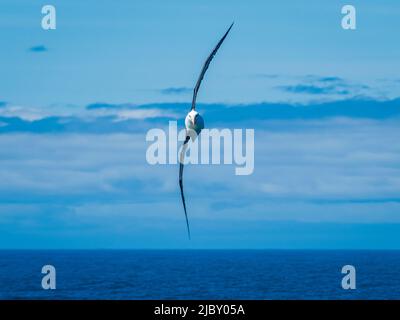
179 135 191 239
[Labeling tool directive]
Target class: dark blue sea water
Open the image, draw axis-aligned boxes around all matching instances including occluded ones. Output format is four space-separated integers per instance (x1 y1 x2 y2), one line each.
0 250 399 300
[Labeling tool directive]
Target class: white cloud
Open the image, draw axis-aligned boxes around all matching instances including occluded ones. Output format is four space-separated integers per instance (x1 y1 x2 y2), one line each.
0 105 50 121
111 108 178 121
0 103 179 122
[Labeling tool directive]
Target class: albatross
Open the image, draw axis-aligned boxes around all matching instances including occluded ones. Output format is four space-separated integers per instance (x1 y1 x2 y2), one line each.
179 23 234 239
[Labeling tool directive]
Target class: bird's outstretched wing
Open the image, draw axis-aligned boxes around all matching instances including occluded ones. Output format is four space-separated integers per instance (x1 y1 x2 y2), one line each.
179 135 191 239
191 22 234 111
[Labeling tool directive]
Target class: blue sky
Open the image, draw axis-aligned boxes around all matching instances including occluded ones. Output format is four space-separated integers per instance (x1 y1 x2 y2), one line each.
1 0 400 249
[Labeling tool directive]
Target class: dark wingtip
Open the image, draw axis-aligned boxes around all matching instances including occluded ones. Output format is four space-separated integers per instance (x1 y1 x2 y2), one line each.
227 22 234 34
185 211 191 240
179 167 191 240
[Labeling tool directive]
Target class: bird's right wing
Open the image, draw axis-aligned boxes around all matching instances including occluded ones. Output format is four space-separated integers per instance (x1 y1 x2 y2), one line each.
179 135 191 239
191 22 234 111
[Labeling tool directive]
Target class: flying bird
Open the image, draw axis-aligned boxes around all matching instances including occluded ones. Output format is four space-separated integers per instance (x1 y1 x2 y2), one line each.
179 22 234 239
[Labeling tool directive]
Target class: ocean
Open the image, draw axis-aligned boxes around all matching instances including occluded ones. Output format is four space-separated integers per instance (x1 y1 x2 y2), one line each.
0 250 399 300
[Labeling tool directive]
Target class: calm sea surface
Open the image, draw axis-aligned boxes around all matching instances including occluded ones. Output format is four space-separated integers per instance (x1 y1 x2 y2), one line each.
0 250 399 299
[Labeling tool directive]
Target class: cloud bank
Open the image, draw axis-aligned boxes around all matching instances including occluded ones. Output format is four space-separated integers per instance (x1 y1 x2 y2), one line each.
1 96 400 248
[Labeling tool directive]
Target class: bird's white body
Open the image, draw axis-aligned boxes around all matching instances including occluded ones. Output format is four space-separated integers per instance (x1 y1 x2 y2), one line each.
185 109 204 136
